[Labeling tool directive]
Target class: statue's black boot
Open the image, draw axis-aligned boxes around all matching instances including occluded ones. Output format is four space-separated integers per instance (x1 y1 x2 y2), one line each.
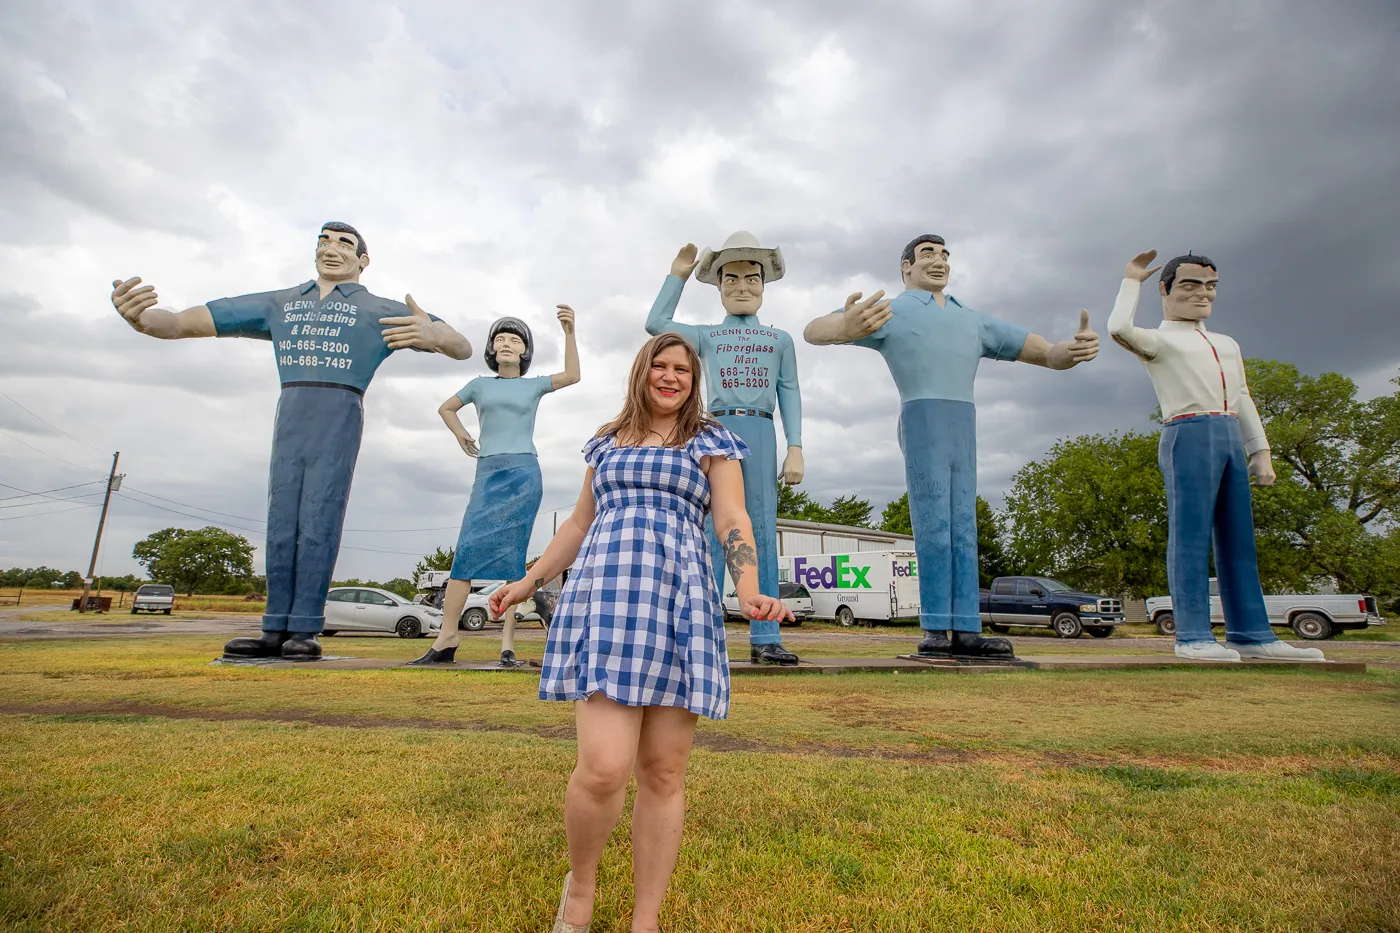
223 630 289 658
500 649 521 668
751 643 800 665
916 632 953 657
280 633 322 659
408 644 457 665
950 630 1015 659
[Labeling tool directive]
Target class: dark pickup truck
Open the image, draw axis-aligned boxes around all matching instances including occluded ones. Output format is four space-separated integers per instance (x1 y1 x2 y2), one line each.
979 576 1125 638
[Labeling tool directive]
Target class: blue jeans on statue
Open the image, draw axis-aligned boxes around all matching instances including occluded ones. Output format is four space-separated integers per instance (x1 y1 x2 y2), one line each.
262 385 364 634
1159 414 1277 646
899 399 981 633
705 412 781 646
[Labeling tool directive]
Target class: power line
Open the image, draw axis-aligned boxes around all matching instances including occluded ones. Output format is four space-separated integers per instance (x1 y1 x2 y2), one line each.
120 486 267 524
113 492 265 534
0 481 106 503
0 492 105 510
0 391 108 456
0 503 102 522
0 427 108 475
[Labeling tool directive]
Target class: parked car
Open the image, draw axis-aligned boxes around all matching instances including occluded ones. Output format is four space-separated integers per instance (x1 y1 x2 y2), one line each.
321 587 443 638
457 581 546 631
131 583 175 614
1145 580 1384 640
723 581 816 625
980 576 1126 638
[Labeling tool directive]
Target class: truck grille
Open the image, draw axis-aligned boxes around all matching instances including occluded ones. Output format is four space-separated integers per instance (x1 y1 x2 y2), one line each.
1098 599 1123 613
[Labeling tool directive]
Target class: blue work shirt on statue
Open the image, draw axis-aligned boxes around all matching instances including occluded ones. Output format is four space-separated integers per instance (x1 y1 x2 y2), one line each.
645 274 803 447
852 290 1029 403
455 375 556 457
207 281 438 393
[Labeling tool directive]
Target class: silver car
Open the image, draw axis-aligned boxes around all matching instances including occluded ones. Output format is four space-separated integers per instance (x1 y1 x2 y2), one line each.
321 587 443 639
457 581 546 631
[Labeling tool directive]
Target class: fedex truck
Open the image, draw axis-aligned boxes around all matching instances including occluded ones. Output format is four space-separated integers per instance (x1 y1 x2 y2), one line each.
776 550 921 626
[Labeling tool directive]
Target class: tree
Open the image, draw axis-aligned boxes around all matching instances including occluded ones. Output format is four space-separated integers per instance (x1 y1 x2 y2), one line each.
131 527 255 596
880 493 912 535
882 493 1014 586
412 546 454 582
1003 431 1169 598
383 577 416 600
1248 361 1400 597
824 494 874 529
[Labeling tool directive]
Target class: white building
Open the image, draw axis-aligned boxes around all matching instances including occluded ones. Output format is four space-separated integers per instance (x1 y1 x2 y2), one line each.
774 518 914 556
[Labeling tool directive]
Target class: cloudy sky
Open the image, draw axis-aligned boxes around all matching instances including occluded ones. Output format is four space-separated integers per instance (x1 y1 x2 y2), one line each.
3 0 1397 583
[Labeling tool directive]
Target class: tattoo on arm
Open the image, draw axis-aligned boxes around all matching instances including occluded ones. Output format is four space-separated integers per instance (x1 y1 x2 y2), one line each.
531 577 545 591
722 528 757 585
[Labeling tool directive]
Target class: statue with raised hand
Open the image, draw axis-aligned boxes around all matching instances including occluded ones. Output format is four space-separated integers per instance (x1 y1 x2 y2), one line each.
1107 248 1324 662
646 232 804 665
804 234 1098 660
111 222 471 660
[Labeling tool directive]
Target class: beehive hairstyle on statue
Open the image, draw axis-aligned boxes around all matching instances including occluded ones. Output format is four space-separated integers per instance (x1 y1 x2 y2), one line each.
485 316 535 375
320 221 367 257
1160 252 1217 294
900 234 949 272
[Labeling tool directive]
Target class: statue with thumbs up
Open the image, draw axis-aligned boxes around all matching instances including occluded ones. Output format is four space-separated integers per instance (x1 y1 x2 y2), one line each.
111 222 472 660
804 233 1099 660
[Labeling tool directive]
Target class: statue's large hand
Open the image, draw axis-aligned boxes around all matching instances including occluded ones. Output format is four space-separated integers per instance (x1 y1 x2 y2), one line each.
671 243 700 280
111 277 160 334
1248 450 1276 486
380 295 438 350
1068 310 1099 363
1125 249 1162 283
458 433 479 458
556 304 575 335
780 446 804 485
841 290 891 340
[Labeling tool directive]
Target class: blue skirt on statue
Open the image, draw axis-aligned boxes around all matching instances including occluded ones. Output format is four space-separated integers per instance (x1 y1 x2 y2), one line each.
450 453 543 581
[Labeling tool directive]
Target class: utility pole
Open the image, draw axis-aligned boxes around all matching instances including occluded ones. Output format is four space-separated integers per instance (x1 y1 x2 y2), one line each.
77 452 122 613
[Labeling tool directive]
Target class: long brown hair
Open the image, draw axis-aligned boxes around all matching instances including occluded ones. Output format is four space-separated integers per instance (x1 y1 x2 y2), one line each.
597 332 714 447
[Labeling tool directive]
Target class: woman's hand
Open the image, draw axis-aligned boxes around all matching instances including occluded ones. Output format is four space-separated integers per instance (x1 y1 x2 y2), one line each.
740 594 794 623
489 579 537 618
458 433 479 457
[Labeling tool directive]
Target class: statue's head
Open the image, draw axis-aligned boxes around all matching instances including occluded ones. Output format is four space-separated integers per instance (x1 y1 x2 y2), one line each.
718 260 764 317
900 234 949 293
485 316 534 375
316 222 369 282
1159 253 1218 322
695 230 784 317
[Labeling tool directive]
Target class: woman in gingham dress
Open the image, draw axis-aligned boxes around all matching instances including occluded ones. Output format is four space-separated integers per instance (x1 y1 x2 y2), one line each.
490 332 791 933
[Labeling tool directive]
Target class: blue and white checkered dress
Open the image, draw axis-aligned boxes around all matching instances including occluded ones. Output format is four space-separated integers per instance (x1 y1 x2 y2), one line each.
539 425 749 720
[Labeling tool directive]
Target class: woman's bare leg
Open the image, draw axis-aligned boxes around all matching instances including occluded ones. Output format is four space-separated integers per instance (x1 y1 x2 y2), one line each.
427 578 471 651
630 705 699 933
562 694 644 927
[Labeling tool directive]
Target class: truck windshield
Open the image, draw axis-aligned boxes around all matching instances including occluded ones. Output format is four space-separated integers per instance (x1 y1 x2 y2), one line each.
1033 578 1072 593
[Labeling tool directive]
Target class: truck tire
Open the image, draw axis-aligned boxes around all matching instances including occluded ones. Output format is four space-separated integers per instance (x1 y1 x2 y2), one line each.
461 607 488 631
1086 626 1113 638
1052 612 1083 638
322 630 338 636
1291 612 1332 640
163 608 172 615
1154 612 1176 637
396 617 422 639
989 623 1010 634
835 606 856 628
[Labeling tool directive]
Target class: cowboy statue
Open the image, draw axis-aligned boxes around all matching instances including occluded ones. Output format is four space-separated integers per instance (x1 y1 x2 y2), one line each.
1107 249 1324 662
804 234 1099 660
110 222 472 660
646 231 804 665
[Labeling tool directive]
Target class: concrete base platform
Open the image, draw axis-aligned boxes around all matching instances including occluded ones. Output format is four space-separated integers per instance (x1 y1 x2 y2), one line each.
214 654 1365 674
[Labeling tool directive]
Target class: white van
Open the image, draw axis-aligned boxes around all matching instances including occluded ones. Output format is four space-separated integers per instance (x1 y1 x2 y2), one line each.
776 550 921 626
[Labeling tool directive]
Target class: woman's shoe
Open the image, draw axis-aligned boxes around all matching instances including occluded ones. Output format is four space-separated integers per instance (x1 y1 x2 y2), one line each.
407 645 457 665
552 871 590 933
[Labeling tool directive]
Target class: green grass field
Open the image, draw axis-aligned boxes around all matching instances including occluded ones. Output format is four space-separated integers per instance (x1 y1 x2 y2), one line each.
2 633 1398 932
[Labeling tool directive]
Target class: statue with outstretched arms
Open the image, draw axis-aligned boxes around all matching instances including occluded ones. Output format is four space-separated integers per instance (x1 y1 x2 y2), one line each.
646 231 804 665
805 234 1099 659
1107 249 1324 662
111 222 472 660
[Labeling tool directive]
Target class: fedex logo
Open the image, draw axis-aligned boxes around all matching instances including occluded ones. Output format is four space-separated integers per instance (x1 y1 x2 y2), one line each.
793 556 872 590
893 560 917 577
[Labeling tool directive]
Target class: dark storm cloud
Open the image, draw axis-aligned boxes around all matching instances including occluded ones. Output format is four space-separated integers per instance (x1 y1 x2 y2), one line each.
1 0 1395 577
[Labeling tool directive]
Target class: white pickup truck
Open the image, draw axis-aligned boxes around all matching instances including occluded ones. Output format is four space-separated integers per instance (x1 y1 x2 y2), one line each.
1146 580 1383 640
